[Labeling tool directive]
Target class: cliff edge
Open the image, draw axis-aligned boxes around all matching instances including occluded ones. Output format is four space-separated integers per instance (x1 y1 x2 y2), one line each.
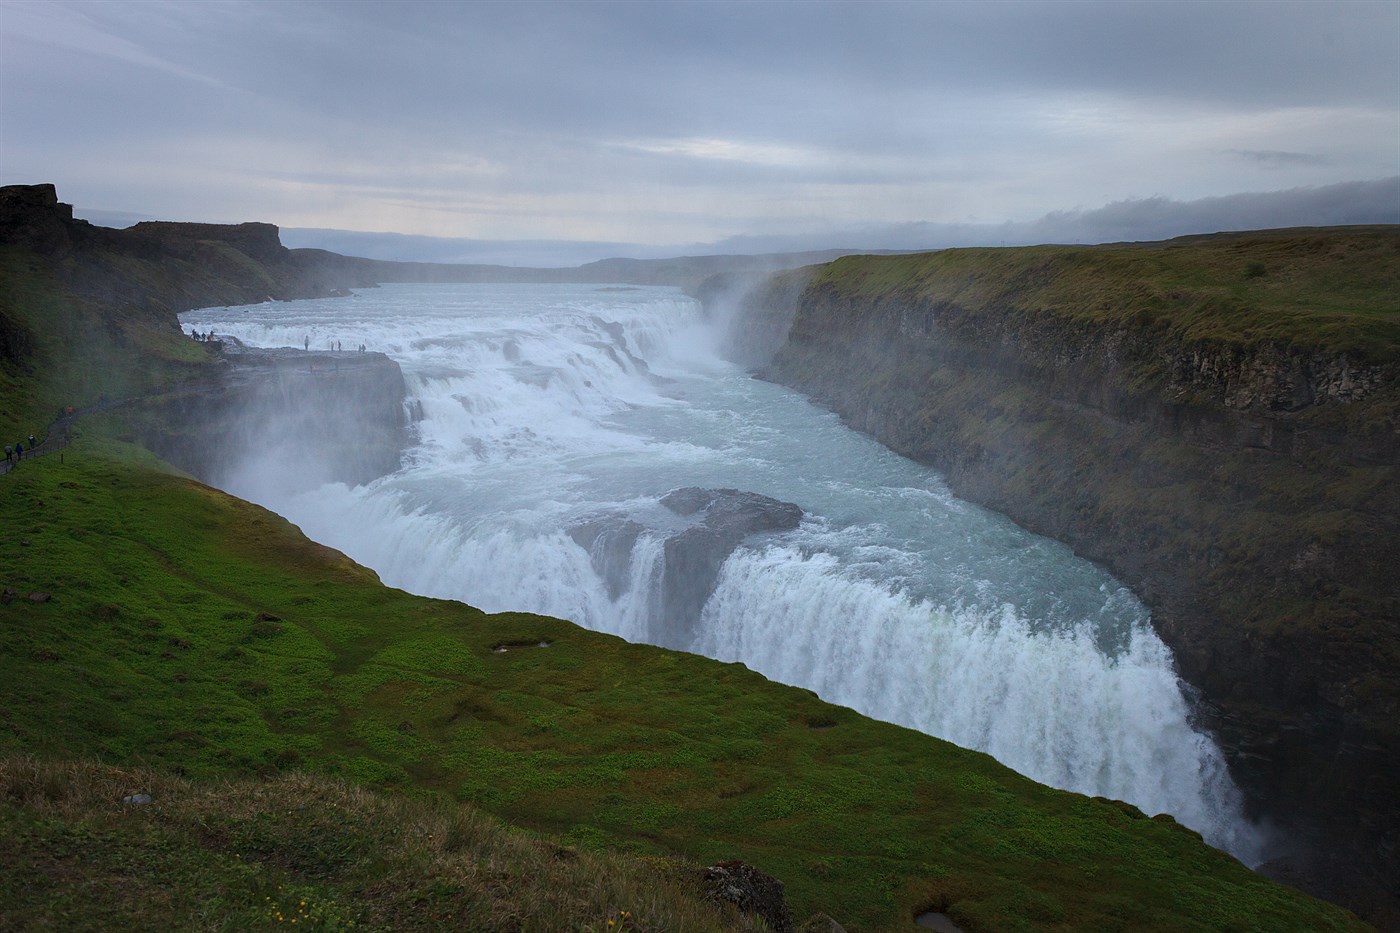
0 184 407 484
731 228 1400 924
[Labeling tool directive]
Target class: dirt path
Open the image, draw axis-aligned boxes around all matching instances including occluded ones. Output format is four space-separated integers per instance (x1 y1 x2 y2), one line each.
1 406 85 476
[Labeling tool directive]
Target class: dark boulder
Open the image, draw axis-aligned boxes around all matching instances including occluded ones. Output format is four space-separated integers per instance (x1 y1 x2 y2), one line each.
658 488 802 646
702 860 793 933
567 487 803 649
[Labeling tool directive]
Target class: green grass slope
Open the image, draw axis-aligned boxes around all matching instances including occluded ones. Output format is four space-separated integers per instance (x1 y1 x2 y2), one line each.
0 438 1367 932
0 246 216 437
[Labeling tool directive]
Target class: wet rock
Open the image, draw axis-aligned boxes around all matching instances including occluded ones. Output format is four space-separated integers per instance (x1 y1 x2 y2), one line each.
702 859 792 933
567 518 646 600
136 344 408 493
657 488 802 648
915 912 965 932
568 487 803 649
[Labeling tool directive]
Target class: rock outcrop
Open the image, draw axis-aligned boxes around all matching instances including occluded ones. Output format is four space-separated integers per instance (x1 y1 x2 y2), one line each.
719 229 1400 923
135 343 408 492
569 487 803 648
0 184 381 320
702 860 793 933
658 487 804 642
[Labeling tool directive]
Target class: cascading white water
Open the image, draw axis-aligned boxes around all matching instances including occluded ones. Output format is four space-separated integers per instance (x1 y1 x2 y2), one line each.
183 282 1264 862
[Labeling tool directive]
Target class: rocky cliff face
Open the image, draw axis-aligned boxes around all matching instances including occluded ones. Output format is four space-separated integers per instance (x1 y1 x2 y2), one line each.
0 184 408 487
135 344 407 493
0 184 380 331
722 231 1400 923
568 488 804 650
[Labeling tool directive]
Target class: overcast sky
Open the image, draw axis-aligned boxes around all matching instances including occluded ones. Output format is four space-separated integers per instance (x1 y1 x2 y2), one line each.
3 0 1398 260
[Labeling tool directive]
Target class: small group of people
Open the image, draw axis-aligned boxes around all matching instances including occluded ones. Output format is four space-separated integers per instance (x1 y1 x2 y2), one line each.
302 336 369 354
4 433 38 467
189 328 216 342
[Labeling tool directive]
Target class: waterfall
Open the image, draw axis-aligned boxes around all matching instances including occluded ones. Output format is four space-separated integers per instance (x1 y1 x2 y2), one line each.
182 282 1264 862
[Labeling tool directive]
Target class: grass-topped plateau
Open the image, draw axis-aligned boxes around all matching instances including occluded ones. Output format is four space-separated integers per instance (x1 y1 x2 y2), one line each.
809 227 1400 366
757 225 1399 927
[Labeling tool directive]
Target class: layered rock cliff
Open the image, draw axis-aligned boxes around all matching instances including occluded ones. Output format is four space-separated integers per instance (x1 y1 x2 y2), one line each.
0 184 380 318
718 229 1400 923
133 344 407 493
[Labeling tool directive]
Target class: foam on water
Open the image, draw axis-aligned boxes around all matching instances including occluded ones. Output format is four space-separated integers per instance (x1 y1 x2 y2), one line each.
184 283 1264 862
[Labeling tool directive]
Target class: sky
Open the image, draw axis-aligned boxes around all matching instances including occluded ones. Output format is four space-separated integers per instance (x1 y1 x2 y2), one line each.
3 0 1398 263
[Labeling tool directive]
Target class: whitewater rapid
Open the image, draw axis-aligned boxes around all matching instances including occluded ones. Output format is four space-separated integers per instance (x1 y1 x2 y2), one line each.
182 283 1262 861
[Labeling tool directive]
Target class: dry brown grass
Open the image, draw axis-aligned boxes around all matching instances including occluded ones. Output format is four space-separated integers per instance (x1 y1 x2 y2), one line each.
0 755 766 932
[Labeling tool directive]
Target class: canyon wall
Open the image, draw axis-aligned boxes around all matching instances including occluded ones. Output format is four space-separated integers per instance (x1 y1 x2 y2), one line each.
719 230 1400 920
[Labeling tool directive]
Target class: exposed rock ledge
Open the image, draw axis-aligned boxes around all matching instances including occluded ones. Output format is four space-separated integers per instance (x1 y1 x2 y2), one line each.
135 342 409 493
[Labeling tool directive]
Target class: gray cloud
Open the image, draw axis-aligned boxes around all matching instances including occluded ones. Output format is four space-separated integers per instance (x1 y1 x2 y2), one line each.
6 1 1397 245
1225 150 1333 168
704 177 1400 255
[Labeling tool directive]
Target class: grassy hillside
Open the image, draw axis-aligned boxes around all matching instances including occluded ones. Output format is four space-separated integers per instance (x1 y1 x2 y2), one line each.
0 437 1367 931
0 246 216 436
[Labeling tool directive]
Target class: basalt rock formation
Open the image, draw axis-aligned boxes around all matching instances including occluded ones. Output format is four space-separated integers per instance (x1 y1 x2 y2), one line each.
714 229 1400 924
0 184 380 315
658 487 804 644
569 487 804 648
135 343 408 493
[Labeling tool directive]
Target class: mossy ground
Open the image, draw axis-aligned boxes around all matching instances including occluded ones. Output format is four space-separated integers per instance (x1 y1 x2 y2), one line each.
0 438 1368 931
